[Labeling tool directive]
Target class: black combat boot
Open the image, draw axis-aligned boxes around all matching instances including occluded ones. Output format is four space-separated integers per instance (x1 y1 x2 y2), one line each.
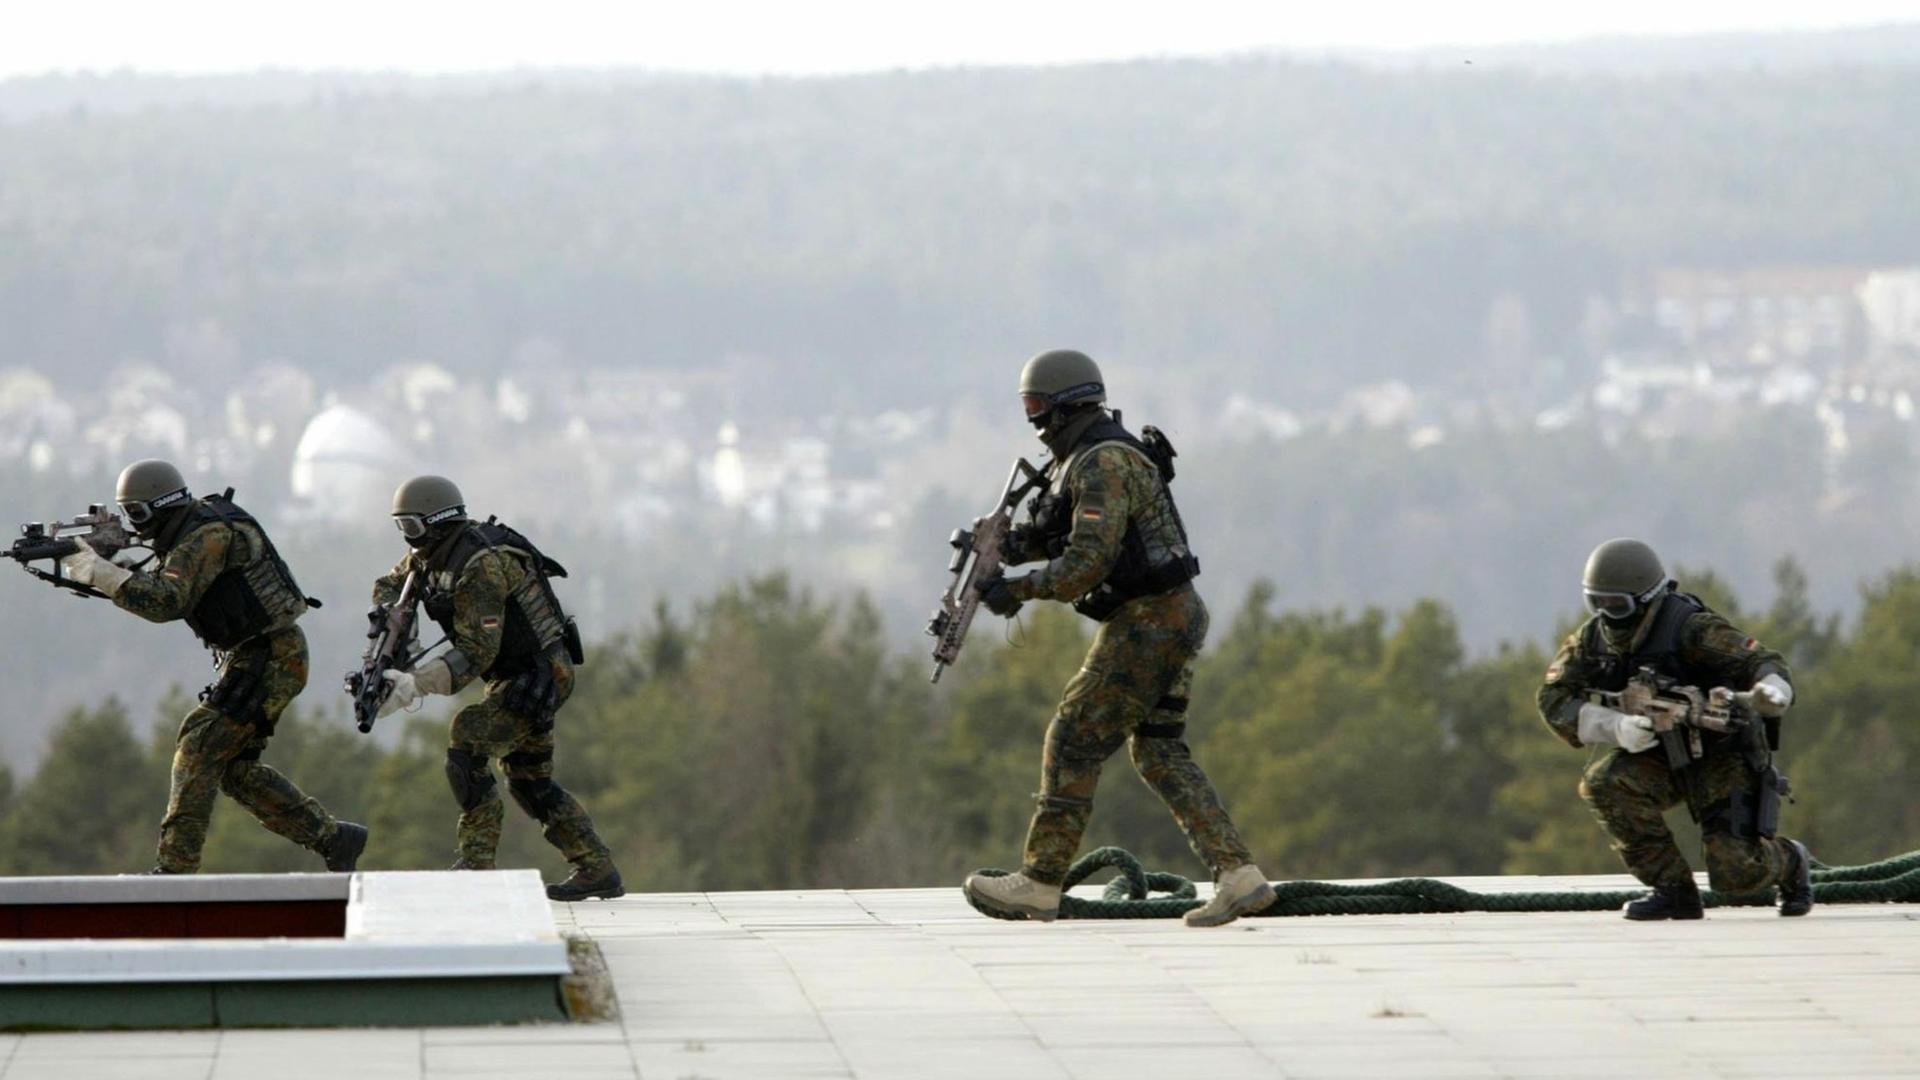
321 822 369 873
1623 880 1705 921
1779 840 1814 918
547 866 625 902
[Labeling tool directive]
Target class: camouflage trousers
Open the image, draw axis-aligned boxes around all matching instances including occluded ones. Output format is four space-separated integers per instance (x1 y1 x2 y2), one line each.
1580 744 1795 892
446 651 614 875
157 627 339 873
1021 584 1254 886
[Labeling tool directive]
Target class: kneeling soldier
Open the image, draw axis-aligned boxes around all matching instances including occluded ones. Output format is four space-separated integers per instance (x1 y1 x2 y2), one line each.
57 459 366 874
370 476 622 901
1538 539 1812 919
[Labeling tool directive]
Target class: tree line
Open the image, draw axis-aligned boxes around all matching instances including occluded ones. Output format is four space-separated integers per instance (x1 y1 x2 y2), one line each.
2 563 1912 887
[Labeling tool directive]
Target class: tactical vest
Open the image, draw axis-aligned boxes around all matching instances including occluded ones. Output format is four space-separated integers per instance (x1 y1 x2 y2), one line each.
1033 415 1201 621
1582 590 1719 694
155 493 315 650
421 520 571 679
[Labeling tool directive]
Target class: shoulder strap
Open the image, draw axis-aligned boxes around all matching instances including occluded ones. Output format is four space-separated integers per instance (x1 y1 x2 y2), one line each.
1634 591 1705 664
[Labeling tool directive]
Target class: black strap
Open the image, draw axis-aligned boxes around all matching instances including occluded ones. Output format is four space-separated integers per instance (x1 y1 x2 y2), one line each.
1137 721 1187 740
1155 695 1189 714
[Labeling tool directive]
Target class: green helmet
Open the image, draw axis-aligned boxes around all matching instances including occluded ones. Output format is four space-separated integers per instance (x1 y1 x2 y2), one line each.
115 459 191 529
391 475 466 542
1019 349 1106 410
1582 538 1668 620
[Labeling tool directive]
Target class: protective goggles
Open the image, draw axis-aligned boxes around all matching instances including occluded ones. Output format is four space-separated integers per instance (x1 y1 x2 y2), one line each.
118 487 190 526
1583 584 1661 621
393 505 464 540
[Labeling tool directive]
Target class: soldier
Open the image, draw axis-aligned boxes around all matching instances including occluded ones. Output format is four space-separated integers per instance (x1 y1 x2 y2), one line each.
53 459 366 874
368 476 622 901
1538 539 1813 919
961 350 1275 927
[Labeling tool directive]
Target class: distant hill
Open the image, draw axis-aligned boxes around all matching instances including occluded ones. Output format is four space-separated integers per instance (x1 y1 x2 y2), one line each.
2 46 1916 410
1374 22 1920 74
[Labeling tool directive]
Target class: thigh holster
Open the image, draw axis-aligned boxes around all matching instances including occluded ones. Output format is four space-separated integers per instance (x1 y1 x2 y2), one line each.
201 660 272 734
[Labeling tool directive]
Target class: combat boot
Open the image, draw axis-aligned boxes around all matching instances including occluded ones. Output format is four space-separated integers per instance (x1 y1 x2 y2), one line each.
547 866 624 902
1623 880 1704 921
963 871 1062 921
1185 864 1277 927
1779 840 1815 917
321 822 368 873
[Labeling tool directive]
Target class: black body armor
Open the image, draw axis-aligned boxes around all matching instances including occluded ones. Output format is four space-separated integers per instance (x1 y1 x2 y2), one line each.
421 519 577 680
1030 416 1201 621
155 492 315 650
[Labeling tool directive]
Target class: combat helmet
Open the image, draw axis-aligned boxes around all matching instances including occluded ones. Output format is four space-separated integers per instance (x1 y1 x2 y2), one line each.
391 475 467 544
1582 538 1669 621
115 459 192 533
1019 349 1106 432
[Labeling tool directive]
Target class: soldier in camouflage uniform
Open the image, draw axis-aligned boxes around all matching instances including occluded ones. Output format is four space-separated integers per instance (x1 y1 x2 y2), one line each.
1538 538 1813 919
54 459 366 874
961 350 1275 927
369 476 622 901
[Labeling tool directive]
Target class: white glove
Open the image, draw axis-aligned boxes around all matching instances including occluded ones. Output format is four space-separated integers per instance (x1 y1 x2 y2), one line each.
1747 673 1793 718
1578 703 1658 754
59 540 132 599
375 657 456 719
376 669 422 718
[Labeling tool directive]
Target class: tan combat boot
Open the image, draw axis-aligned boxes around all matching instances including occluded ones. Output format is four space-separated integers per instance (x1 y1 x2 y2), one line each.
963 872 1062 921
1185 864 1276 927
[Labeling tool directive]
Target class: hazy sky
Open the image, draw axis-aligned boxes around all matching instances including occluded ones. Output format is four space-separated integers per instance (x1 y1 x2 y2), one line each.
7 0 1917 77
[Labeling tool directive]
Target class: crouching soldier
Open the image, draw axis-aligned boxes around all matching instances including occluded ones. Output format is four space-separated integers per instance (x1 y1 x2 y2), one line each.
1539 539 1812 920
56 459 366 874
368 476 622 901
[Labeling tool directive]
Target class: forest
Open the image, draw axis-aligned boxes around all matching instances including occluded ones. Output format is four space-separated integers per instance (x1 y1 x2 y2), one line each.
2 561 1910 890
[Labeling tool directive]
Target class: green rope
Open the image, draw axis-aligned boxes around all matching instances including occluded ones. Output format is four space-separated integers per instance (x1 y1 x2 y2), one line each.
963 845 1920 920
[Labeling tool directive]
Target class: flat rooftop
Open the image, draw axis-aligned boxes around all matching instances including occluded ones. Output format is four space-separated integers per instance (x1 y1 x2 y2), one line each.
4 871 1917 1079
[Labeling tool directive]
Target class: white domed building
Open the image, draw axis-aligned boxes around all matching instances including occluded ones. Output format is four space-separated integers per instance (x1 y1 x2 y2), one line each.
288 404 412 524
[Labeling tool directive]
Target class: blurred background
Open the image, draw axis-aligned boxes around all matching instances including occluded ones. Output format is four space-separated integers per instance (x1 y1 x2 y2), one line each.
2 1 1917 886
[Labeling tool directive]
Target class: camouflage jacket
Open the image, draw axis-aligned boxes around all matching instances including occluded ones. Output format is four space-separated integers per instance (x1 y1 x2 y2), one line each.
1005 440 1186 604
372 545 529 693
114 516 300 639
1537 598 1790 748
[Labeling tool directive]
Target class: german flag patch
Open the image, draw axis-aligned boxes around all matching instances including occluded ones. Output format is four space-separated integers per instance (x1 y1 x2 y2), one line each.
1080 507 1104 522
481 616 501 629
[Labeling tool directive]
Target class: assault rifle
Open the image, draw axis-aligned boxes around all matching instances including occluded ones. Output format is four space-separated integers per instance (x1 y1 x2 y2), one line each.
1594 665 1759 772
1595 665 1794 835
8 505 135 598
346 571 423 733
925 457 1047 683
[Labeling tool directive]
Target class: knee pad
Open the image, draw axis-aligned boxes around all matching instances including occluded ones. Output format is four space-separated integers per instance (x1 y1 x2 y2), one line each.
444 748 497 812
508 775 565 822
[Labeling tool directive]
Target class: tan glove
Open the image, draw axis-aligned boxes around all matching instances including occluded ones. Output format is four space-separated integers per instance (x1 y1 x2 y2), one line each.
59 540 132 599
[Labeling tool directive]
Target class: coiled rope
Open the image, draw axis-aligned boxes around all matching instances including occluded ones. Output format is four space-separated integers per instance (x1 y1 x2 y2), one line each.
964 846 1920 920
